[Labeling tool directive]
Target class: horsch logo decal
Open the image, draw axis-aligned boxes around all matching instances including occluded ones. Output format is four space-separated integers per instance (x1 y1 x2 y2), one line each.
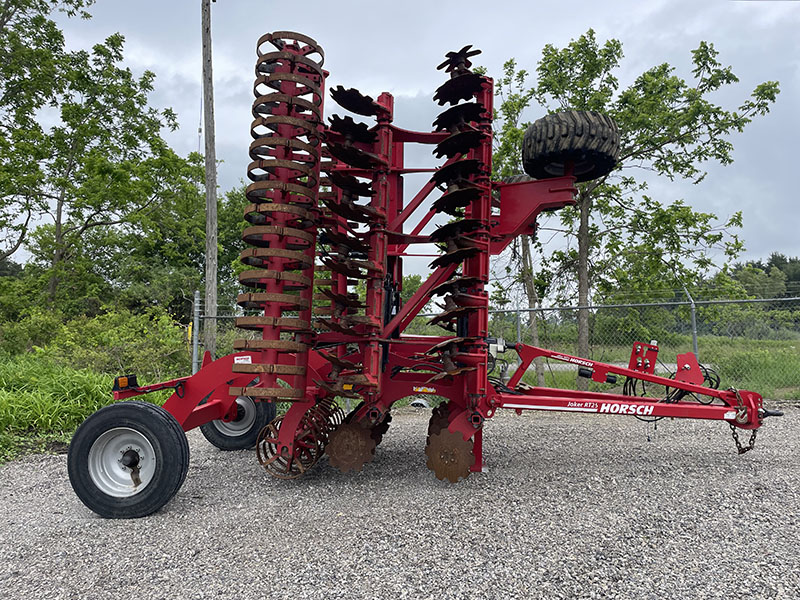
599 403 655 416
552 354 593 367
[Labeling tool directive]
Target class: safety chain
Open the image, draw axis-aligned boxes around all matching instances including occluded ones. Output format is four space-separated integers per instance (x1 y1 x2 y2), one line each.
728 387 757 454
729 422 757 455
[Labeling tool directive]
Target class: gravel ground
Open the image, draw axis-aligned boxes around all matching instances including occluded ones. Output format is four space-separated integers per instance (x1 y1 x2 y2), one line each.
0 406 798 600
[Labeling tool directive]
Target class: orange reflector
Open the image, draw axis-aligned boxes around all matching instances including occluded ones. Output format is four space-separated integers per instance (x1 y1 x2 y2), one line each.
113 374 138 391
342 383 353 391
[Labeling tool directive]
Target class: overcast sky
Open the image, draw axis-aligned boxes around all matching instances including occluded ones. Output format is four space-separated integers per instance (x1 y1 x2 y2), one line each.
55 0 800 272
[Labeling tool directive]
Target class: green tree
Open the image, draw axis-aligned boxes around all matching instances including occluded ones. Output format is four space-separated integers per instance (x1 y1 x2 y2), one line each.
93 154 205 320
492 30 779 370
732 264 788 299
737 252 800 297
0 257 21 277
0 0 94 260
401 273 422 304
20 33 198 303
491 64 549 382
218 184 256 307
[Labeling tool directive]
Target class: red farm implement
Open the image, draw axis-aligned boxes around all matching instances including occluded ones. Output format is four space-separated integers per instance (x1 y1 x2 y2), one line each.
67 32 782 518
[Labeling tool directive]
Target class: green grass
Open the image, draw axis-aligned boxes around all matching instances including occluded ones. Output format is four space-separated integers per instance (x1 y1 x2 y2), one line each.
0 356 118 463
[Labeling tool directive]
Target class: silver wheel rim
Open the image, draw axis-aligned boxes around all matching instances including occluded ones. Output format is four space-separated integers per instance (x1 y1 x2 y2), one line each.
212 396 257 437
88 427 156 498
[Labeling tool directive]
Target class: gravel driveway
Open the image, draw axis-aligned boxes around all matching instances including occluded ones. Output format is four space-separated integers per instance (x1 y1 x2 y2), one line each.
0 407 797 600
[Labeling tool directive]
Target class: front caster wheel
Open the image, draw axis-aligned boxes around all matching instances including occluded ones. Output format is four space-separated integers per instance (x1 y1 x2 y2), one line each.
200 396 276 450
67 401 190 519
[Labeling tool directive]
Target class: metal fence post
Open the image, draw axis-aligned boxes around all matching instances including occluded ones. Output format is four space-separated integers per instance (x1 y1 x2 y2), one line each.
516 308 521 344
689 301 699 360
682 286 699 360
192 290 201 374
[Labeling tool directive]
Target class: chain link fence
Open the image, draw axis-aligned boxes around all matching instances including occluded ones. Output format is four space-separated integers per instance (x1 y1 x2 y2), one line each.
197 292 800 401
488 297 800 400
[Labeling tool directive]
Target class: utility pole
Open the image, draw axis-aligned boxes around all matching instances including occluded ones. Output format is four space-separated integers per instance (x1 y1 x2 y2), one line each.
201 0 218 357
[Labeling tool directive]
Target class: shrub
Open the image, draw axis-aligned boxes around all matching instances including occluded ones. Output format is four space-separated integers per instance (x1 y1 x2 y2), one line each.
0 308 67 355
46 307 190 380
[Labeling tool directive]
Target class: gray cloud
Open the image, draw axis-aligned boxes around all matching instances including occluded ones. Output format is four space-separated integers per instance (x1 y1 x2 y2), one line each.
52 0 800 266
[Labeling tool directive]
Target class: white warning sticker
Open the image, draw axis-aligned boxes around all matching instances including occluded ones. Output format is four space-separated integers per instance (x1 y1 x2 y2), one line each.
234 356 252 364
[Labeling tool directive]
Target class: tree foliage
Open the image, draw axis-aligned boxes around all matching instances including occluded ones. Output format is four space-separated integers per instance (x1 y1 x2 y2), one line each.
31 33 199 300
0 1 95 257
490 30 780 363
1 1 203 307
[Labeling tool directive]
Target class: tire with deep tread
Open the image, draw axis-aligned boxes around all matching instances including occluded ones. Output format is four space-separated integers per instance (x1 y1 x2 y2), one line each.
200 396 276 450
67 401 190 519
522 111 619 183
501 174 534 185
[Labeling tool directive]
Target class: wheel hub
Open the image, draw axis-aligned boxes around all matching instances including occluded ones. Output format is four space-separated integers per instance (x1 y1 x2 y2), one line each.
87 427 156 497
119 449 140 469
212 396 257 437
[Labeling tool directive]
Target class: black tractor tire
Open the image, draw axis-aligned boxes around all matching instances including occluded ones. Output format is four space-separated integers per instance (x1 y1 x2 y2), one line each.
67 401 190 519
522 111 620 182
200 396 277 450
501 174 534 185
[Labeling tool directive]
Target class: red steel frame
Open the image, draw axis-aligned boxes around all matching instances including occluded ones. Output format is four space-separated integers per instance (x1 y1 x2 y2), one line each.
113 70 767 473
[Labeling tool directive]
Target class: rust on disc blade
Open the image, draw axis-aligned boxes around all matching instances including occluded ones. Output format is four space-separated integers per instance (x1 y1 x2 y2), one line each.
426 403 452 439
426 366 476 383
317 350 362 370
319 196 376 223
315 318 354 335
430 246 480 268
430 276 483 297
322 257 367 279
343 314 380 328
432 185 482 214
429 306 477 327
429 219 483 242
326 422 377 473
371 413 392 446
319 229 370 254
425 427 474 483
424 337 480 354
318 287 365 308
326 142 385 169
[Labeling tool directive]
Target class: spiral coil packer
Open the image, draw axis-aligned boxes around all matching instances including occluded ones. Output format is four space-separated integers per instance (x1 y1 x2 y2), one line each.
232 31 326 401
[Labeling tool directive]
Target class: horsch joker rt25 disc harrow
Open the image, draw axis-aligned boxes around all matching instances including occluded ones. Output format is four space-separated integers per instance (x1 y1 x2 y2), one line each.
67 32 783 518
